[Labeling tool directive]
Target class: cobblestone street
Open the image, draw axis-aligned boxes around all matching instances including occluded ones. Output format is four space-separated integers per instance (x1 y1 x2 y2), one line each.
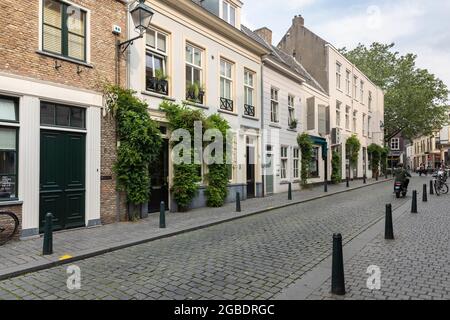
0 176 448 300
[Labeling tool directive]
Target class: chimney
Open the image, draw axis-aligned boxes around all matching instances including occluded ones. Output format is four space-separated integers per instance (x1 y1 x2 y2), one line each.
293 15 305 27
254 27 273 45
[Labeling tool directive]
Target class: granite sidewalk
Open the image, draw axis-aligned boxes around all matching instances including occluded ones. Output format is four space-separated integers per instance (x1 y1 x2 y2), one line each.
0 178 390 281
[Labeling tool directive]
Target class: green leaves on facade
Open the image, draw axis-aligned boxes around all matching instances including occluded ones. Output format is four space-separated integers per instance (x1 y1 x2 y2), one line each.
105 85 162 218
297 133 313 186
331 151 342 184
346 134 361 166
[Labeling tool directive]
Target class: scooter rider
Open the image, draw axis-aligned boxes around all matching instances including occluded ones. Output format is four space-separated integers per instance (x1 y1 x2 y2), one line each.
394 163 411 190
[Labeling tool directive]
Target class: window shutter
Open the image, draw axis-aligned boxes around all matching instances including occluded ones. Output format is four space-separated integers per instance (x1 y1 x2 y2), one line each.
307 97 315 130
318 105 326 135
326 105 331 135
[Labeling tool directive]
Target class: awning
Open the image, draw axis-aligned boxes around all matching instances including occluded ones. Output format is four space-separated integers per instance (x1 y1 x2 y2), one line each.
309 135 328 159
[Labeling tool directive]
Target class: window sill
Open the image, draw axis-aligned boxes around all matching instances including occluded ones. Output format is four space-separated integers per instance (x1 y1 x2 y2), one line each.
242 115 259 121
36 51 93 68
0 200 23 207
218 109 238 117
287 128 298 132
183 100 209 110
269 123 281 129
141 91 176 101
279 181 290 185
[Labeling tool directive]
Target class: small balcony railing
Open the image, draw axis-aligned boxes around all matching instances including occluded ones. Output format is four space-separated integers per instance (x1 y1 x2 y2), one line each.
186 90 205 105
244 104 255 117
220 97 234 112
146 77 169 96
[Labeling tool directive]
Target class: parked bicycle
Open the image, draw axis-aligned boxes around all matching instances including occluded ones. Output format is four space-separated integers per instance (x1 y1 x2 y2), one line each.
0 211 19 245
433 169 449 196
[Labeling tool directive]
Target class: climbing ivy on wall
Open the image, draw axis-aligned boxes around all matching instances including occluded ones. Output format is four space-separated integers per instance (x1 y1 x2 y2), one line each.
298 133 313 186
104 85 162 221
331 151 342 184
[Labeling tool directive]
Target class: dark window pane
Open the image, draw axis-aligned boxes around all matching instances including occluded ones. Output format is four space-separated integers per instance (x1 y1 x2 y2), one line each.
0 151 16 175
41 103 56 125
56 105 70 126
70 107 85 128
0 175 16 200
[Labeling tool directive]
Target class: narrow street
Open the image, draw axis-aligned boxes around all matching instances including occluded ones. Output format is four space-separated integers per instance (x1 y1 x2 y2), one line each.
1 176 444 300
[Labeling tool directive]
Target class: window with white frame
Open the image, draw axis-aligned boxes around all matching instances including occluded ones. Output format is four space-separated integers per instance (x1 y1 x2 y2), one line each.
336 62 342 90
360 80 365 103
362 114 366 136
0 96 19 201
221 0 236 26
293 148 299 179
146 29 168 95
368 115 371 137
244 69 255 117
310 147 319 178
220 59 234 111
280 146 288 180
345 106 350 130
336 100 342 127
185 43 204 103
391 138 400 150
270 88 279 123
346 70 351 95
288 95 295 127
353 76 358 99
368 91 373 111
353 110 357 132
42 0 87 62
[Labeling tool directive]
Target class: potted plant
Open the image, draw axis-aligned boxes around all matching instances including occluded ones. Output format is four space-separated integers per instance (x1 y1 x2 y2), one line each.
289 118 298 129
186 82 205 104
154 69 169 95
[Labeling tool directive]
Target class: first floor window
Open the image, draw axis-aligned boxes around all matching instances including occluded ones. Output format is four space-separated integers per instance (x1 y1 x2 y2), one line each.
244 70 255 117
185 44 203 102
271 88 279 123
0 96 19 201
391 138 400 150
146 29 168 95
220 59 234 111
293 148 299 179
280 146 288 179
288 95 295 126
42 0 87 61
309 147 319 178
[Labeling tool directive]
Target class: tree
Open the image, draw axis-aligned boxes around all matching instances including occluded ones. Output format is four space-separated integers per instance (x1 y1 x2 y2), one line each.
340 43 449 140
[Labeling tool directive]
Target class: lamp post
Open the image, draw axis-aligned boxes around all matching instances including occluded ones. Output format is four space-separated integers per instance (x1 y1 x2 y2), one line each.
116 0 154 85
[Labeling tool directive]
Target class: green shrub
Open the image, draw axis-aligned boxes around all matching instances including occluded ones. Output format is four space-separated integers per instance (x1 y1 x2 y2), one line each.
105 85 162 220
331 151 342 184
298 133 313 186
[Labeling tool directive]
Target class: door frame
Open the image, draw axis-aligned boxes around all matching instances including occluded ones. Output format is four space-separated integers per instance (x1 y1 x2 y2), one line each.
246 136 256 199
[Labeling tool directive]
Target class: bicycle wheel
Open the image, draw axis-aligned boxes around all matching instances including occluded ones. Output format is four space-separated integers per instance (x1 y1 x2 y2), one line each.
0 212 19 245
434 180 441 196
441 183 449 195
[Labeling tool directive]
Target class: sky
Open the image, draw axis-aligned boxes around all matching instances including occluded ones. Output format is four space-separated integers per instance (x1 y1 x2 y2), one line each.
241 0 450 89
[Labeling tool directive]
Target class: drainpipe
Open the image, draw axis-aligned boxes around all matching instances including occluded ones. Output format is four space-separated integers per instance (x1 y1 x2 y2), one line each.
260 61 265 197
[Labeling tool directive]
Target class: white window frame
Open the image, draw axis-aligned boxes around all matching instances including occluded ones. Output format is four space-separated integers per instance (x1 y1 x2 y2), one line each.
336 100 342 127
280 146 288 180
293 148 299 179
362 114 366 136
353 76 358 100
220 0 236 26
336 62 342 90
360 80 365 103
220 58 234 102
391 138 400 150
244 69 255 108
353 110 357 132
185 43 203 86
346 70 351 95
288 95 295 125
345 106 350 130
368 91 373 112
270 87 279 123
145 28 168 79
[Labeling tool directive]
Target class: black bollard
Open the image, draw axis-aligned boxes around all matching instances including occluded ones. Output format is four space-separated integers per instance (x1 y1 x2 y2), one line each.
411 190 418 213
385 204 394 240
363 175 367 184
288 183 292 200
236 192 241 212
43 212 53 255
159 201 166 228
422 184 428 202
331 233 346 295
430 180 434 195
324 180 328 193
346 177 349 188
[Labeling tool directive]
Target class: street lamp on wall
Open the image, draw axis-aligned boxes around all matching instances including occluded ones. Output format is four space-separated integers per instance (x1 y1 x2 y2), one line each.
115 0 154 85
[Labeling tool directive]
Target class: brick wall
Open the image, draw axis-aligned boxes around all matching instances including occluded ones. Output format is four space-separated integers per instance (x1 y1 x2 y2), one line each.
0 205 22 241
0 0 128 228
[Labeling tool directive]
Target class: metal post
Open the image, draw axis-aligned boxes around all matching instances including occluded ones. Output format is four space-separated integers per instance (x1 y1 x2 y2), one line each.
385 204 394 240
331 233 346 295
43 212 53 255
422 184 428 202
430 180 434 195
288 183 292 200
411 190 418 213
236 192 241 212
324 156 328 193
159 201 166 228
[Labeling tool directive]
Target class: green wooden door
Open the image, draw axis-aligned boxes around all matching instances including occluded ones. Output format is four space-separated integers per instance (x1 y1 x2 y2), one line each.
39 131 86 232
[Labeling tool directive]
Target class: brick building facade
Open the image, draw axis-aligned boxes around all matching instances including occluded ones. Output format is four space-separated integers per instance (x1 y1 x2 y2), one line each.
0 0 128 237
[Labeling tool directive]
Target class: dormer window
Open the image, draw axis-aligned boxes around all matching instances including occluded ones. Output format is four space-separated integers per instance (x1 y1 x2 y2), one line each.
221 0 236 26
